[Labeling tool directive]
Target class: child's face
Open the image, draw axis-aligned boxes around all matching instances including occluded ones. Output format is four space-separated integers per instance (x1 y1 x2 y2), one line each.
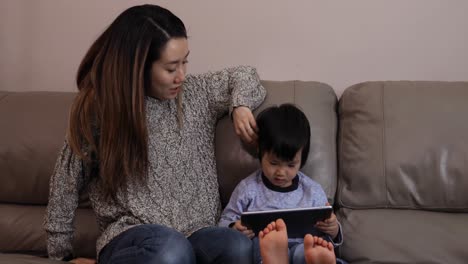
261 150 301 188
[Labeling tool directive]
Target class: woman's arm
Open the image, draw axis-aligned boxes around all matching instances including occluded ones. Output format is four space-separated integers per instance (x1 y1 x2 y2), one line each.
44 141 86 260
185 65 266 143
185 65 266 118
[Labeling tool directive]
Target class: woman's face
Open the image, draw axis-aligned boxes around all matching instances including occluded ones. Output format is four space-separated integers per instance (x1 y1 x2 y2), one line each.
149 38 189 100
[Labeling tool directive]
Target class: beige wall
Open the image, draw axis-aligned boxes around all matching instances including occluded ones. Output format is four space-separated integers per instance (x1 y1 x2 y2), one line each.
1 0 468 96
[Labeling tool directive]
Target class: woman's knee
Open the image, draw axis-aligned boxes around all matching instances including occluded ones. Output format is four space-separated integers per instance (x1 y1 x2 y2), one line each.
189 227 253 263
140 225 195 262
143 243 194 264
104 224 195 264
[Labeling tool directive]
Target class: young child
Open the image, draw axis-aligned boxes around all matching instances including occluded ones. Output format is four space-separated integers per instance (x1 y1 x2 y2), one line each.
219 104 344 264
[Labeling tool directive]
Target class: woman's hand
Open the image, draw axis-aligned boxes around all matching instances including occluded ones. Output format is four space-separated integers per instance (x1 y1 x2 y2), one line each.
232 106 258 145
232 220 255 239
70 258 97 264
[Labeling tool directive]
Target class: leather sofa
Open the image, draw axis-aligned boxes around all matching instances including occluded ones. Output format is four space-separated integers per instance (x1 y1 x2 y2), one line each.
335 81 468 263
0 80 467 263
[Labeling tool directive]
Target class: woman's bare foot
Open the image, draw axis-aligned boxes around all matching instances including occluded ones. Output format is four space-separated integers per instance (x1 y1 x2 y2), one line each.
259 219 289 264
304 234 336 264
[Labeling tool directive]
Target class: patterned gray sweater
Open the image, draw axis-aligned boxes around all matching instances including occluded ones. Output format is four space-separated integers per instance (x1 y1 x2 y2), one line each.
44 66 266 260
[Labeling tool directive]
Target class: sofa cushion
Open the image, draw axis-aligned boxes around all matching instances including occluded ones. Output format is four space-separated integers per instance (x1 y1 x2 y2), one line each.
0 204 98 258
337 208 468 264
0 91 98 259
337 81 468 211
216 80 338 207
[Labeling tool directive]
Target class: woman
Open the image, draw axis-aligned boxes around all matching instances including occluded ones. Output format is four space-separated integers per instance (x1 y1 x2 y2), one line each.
44 4 266 264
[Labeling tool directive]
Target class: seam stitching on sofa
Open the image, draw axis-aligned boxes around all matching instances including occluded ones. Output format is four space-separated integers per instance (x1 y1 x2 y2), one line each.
381 82 389 207
330 84 337 204
293 80 296 102
337 87 345 207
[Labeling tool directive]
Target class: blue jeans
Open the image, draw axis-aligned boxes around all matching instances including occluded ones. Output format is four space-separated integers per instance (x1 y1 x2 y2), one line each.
99 224 253 264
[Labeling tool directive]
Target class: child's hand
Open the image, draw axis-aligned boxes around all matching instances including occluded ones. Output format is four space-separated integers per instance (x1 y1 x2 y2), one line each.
315 211 339 239
232 220 255 239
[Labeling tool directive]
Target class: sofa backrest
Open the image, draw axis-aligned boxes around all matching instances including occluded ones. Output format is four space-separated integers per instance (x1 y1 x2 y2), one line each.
337 81 468 211
0 81 338 258
336 81 468 264
0 92 74 205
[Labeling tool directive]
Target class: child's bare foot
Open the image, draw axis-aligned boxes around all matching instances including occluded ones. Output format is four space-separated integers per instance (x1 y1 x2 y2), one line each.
259 219 289 264
304 234 336 264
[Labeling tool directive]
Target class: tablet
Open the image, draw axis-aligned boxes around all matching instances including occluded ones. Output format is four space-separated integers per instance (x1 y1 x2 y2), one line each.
241 205 332 238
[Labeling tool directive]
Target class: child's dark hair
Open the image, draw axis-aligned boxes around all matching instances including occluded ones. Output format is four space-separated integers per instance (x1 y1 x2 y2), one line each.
256 103 310 168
